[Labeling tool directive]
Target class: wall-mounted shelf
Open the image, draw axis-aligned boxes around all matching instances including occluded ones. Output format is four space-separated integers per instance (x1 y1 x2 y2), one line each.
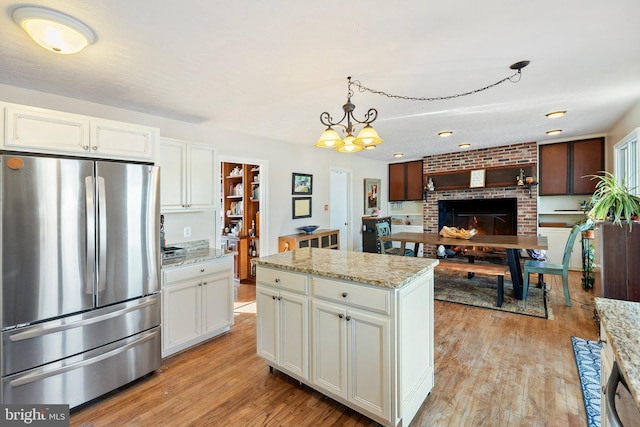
425 164 536 192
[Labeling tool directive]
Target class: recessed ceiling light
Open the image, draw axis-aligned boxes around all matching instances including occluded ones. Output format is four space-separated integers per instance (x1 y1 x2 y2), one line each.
365 145 376 150
545 111 566 118
546 129 563 135
438 131 453 137
12 6 95 54
393 152 404 158
458 143 471 148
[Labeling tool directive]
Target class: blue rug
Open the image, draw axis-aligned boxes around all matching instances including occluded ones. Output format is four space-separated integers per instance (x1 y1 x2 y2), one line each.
571 336 602 427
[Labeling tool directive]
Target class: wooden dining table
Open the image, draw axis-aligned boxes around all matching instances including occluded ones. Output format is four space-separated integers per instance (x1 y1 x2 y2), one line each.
377 232 549 300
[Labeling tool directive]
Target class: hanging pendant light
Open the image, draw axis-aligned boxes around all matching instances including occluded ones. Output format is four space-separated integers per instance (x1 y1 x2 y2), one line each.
315 77 382 153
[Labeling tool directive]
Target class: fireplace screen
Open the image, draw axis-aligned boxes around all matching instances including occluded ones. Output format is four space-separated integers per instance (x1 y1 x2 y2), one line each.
438 198 517 236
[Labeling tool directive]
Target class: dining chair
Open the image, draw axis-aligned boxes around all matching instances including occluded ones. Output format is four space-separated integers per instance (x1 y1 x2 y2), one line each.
375 222 414 256
523 220 593 306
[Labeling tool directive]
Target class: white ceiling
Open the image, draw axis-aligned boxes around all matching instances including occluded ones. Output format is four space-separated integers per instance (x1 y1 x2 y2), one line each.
1 0 639 162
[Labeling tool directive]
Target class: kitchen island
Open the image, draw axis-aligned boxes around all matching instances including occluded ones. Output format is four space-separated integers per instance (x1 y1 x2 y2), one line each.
253 248 438 427
595 298 640 426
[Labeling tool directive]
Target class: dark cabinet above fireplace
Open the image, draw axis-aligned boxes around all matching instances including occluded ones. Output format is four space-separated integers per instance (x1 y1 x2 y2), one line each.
389 160 424 201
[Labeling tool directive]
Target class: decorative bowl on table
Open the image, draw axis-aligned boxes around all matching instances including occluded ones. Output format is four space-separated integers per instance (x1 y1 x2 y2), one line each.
298 225 319 234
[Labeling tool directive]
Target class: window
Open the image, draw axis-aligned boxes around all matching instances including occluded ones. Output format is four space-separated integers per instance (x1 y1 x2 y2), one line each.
614 128 639 196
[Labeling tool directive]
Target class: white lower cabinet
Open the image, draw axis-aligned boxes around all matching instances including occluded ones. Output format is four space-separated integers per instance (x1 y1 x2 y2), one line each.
162 256 234 357
256 269 309 380
256 265 434 427
311 299 390 420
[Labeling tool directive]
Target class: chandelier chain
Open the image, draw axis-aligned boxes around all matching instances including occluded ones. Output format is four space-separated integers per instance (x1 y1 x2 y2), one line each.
350 70 523 102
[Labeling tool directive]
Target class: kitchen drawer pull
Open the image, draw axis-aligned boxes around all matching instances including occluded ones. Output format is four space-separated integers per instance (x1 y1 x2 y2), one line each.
341 292 348 298
200 268 205 272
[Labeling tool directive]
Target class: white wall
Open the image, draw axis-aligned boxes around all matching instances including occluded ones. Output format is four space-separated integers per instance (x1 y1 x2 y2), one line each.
0 84 388 255
606 99 640 171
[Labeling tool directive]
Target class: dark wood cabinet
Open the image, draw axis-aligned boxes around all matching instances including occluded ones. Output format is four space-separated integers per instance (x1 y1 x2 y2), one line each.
596 222 640 302
389 160 424 201
539 137 604 195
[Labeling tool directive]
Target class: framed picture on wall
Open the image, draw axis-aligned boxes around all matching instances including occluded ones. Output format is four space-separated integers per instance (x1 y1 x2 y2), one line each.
292 172 313 195
364 178 381 215
292 197 312 219
470 169 486 188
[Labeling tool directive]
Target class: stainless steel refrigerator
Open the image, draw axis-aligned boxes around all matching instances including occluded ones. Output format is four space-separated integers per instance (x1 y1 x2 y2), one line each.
0 153 161 408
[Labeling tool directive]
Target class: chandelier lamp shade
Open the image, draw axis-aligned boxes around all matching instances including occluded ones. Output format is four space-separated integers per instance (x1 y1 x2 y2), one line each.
315 77 383 153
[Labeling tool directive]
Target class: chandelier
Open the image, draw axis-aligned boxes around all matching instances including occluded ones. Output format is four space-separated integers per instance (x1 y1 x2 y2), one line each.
315 61 529 154
315 77 382 153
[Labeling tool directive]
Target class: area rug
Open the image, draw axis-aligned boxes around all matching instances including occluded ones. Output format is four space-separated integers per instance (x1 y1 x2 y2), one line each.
571 336 602 427
434 271 551 319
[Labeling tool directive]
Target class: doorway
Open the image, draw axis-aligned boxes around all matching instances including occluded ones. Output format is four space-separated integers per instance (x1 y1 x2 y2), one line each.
219 156 268 284
330 168 351 250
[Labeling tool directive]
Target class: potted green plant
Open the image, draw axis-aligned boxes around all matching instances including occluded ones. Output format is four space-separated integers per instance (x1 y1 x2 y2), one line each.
587 172 640 230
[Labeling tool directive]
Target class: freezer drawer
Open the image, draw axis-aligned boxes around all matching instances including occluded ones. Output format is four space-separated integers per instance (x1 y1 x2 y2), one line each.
2 294 160 377
2 327 160 408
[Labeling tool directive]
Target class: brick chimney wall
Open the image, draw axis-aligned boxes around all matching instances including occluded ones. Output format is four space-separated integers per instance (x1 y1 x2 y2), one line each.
422 142 537 257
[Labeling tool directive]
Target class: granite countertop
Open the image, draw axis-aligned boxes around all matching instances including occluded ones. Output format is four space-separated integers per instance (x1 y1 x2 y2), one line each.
161 248 233 269
595 297 640 409
252 247 438 288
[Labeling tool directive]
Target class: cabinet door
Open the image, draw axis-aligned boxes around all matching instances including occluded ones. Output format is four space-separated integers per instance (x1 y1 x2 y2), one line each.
405 160 424 201
311 300 348 399
4 106 90 154
571 138 603 194
162 280 201 352
201 272 234 334
389 163 406 202
256 286 279 364
540 143 569 195
158 138 187 210
348 308 391 421
279 291 309 380
91 118 156 161
187 144 216 209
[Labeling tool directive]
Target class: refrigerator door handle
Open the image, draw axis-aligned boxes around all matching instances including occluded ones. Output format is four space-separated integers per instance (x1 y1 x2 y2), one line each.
97 176 107 292
8 329 158 387
85 176 95 295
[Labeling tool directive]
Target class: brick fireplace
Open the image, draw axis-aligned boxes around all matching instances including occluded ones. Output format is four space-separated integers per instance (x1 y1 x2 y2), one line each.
422 142 537 257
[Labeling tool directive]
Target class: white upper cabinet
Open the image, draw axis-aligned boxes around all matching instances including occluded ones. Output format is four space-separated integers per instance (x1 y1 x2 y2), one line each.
91 118 156 160
157 137 216 211
2 102 156 161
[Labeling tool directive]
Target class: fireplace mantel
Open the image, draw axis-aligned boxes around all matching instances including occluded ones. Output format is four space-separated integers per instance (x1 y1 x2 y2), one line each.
426 164 535 191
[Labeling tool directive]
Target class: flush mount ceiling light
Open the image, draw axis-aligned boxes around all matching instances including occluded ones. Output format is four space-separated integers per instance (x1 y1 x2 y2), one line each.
438 131 453 137
458 143 472 148
393 152 404 158
12 6 95 54
545 111 566 118
546 129 563 136
315 77 383 152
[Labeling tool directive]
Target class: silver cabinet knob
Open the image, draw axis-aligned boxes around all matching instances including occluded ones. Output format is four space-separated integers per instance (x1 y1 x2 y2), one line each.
200 268 205 273
338 313 344 318
83 145 89 150
92 146 98 150
346 315 351 321
342 292 348 298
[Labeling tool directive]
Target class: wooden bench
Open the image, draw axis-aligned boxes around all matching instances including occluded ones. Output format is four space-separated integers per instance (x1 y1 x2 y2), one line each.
435 260 509 307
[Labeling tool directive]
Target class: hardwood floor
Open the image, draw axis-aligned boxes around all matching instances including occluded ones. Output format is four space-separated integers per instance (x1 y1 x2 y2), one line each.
71 271 599 427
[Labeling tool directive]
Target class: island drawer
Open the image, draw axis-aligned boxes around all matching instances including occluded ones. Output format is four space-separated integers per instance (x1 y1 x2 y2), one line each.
311 277 390 314
256 266 308 294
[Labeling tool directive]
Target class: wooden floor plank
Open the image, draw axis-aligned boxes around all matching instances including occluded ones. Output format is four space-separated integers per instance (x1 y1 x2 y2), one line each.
71 271 599 426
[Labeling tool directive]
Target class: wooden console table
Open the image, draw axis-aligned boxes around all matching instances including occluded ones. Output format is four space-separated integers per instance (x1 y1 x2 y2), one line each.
278 229 340 252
